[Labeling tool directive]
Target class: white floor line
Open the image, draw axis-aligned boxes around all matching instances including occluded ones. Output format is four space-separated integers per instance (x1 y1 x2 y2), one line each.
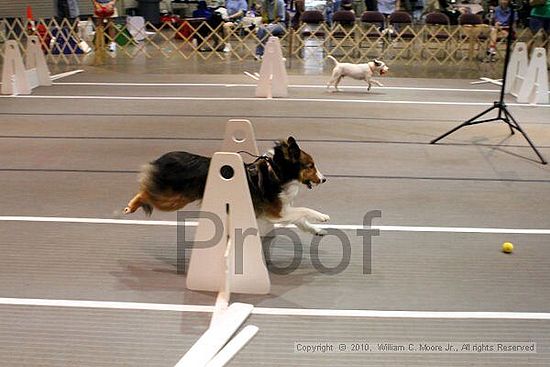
0 297 548 320
1 216 550 234
0 94 546 108
52 81 504 93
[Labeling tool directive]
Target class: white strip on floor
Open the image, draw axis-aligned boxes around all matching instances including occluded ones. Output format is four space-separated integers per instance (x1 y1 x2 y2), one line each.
1 94 548 108
0 297 548 320
1 216 550 234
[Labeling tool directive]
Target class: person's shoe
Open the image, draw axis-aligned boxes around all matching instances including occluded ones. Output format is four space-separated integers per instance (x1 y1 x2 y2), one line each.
223 43 231 53
254 54 263 61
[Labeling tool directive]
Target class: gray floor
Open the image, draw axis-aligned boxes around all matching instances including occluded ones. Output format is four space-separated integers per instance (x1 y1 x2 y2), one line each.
0 67 549 366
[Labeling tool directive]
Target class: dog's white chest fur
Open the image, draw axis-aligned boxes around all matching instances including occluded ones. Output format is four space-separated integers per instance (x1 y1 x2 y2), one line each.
279 181 300 206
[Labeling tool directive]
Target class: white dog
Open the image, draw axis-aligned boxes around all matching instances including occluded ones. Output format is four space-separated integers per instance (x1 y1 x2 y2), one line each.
326 55 389 92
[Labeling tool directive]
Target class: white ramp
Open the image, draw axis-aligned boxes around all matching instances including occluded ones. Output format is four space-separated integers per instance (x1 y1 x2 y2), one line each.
517 47 549 105
186 152 270 295
256 36 288 98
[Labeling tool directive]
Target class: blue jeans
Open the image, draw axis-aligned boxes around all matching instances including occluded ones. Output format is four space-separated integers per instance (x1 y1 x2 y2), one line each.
530 16 550 33
256 23 286 56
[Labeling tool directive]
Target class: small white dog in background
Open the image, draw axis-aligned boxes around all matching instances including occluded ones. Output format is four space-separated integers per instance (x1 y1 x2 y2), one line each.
326 55 389 92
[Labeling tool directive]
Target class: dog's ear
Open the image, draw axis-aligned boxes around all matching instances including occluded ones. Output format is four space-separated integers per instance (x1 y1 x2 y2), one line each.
373 59 382 67
287 136 301 161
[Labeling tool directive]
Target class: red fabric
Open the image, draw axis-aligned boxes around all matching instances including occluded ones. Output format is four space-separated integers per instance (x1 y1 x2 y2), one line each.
94 6 115 18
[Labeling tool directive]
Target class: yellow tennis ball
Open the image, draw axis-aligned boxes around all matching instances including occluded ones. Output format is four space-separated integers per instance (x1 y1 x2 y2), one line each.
502 242 514 253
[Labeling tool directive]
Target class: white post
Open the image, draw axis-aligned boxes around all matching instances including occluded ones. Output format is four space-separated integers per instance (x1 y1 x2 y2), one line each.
256 36 288 98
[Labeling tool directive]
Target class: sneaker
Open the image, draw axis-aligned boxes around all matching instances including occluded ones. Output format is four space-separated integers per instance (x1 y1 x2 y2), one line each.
223 43 231 53
108 42 116 52
254 54 263 61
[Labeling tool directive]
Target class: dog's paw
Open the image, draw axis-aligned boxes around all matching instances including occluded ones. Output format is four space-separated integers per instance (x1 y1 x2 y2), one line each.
313 212 330 223
314 228 328 236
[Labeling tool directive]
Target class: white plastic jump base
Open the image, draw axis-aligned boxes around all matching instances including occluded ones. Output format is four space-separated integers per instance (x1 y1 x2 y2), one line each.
205 325 259 367
186 152 270 295
517 47 549 105
1 36 51 95
505 42 528 97
222 119 275 237
256 37 288 98
174 303 254 367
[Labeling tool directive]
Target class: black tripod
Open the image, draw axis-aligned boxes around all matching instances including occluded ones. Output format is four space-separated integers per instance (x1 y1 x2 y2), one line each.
430 4 547 165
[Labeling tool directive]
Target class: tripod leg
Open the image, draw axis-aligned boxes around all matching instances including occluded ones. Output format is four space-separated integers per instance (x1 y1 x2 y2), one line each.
431 105 497 144
503 108 547 164
501 111 515 135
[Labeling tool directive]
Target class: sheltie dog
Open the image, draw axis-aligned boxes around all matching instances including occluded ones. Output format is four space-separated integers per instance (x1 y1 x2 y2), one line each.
124 137 330 235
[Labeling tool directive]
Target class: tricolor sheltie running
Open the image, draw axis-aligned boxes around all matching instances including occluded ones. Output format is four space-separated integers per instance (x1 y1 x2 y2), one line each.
124 137 330 235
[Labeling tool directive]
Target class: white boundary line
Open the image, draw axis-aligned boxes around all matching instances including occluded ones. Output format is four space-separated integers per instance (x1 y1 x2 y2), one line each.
0 94 547 108
1 216 550 234
0 297 548 320
51 81 505 94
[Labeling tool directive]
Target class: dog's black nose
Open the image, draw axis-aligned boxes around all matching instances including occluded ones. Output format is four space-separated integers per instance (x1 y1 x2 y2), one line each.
322 177 327 183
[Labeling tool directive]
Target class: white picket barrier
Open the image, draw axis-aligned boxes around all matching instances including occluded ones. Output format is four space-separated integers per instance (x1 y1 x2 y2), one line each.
517 47 549 105
1 36 51 95
256 36 288 98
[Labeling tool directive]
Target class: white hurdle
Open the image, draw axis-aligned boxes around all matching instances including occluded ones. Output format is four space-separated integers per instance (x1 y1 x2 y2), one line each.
222 119 275 238
186 151 270 295
1 36 51 95
516 47 548 105
505 42 548 105
255 36 288 98
175 120 273 366
177 151 268 366
504 42 528 96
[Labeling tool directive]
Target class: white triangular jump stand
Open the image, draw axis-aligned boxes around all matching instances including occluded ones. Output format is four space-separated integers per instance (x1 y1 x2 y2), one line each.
1 36 51 95
222 119 275 237
222 119 261 161
186 152 270 295
517 47 549 105
505 42 528 97
255 36 288 98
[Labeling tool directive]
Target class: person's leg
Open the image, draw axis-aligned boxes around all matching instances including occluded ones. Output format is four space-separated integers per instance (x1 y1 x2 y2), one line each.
529 16 543 33
106 18 117 51
271 23 286 37
255 25 268 57
488 26 497 52
223 21 235 51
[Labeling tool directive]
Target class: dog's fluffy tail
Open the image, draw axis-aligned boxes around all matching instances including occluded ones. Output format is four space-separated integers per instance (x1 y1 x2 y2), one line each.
327 55 339 65
138 163 157 216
